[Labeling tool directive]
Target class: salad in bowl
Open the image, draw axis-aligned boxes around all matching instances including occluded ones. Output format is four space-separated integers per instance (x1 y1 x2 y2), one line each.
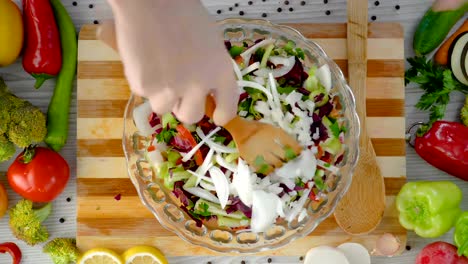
123 18 359 253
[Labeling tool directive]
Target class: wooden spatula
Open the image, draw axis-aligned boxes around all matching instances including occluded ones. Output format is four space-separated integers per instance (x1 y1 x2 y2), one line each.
205 95 302 173
333 0 386 234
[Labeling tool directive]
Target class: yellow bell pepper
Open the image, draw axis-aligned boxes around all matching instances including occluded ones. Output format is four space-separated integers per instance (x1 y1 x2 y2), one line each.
0 0 23 67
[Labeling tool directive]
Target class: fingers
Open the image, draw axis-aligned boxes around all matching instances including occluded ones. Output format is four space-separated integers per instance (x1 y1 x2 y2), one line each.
173 92 207 125
432 0 467 11
212 82 239 126
147 90 179 116
96 20 118 51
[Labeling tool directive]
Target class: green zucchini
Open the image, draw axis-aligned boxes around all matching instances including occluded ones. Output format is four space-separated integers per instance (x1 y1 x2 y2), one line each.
413 3 468 55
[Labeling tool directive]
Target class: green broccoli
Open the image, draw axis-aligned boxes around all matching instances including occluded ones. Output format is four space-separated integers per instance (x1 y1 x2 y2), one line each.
0 77 47 161
9 199 51 245
0 134 16 162
43 238 80 264
462 96 468 126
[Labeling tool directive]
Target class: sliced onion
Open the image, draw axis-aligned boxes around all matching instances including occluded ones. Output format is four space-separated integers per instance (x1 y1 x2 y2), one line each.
146 149 164 167
195 128 237 154
133 101 157 137
304 246 350 264
187 170 213 183
237 80 273 102
182 127 221 162
268 73 282 109
240 39 275 65
337 243 371 264
232 158 254 206
215 154 237 172
316 159 339 174
232 59 243 81
316 64 332 92
184 187 220 204
241 62 260 76
195 148 215 186
199 180 216 191
269 56 292 66
251 190 282 233
209 167 230 209
254 56 295 78
285 188 310 223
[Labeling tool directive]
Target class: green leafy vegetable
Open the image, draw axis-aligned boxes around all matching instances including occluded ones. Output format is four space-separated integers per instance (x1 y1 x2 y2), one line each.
155 128 177 144
197 202 211 217
405 56 467 126
277 86 296 94
329 122 341 138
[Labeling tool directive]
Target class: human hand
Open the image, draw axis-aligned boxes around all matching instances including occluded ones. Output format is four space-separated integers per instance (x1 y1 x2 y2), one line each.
432 0 467 11
98 0 239 125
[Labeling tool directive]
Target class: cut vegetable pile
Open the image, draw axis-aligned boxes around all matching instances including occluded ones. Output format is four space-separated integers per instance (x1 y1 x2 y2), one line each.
133 39 346 233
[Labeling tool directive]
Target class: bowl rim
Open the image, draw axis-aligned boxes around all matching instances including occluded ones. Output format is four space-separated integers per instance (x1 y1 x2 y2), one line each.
123 18 360 254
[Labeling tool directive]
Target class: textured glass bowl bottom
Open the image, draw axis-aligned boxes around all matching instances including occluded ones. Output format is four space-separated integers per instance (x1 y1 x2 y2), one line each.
123 18 360 253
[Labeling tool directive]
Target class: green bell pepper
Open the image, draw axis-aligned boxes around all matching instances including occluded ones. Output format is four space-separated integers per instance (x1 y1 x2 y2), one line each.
454 211 468 257
396 181 462 238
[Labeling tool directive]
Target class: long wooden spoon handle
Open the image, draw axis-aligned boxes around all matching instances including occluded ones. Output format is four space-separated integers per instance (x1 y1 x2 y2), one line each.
347 0 369 144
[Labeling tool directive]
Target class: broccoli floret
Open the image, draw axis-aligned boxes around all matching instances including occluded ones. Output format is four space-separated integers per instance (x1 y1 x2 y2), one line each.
0 134 16 162
9 103 47 148
462 96 468 126
9 199 51 245
43 238 80 264
0 77 47 160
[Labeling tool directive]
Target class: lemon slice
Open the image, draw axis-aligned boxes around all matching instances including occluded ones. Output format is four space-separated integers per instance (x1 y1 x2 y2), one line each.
78 248 124 264
123 245 168 264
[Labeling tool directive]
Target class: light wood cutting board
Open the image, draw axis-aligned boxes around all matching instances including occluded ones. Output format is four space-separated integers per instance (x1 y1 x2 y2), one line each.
76 23 407 256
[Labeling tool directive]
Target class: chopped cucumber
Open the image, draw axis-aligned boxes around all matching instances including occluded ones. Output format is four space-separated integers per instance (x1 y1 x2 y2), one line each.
194 199 246 219
320 137 342 155
162 113 178 129
183 175 198 189
218 216 250 228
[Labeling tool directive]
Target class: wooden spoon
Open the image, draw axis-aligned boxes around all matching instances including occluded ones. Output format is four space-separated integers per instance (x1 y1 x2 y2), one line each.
205 95 302 173
333 0 386 234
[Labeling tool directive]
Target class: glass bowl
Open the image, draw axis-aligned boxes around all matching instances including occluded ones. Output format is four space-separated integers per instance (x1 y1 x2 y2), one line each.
123 18 360 254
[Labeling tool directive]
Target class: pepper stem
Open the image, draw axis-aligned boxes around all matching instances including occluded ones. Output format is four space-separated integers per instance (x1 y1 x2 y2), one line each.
32 74 53 89
458 239 468 256
20 145 36 164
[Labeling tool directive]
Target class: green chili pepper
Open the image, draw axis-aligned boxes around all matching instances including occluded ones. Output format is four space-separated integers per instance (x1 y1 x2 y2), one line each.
45 0 78 151
396 181 462 238
454 211 468 257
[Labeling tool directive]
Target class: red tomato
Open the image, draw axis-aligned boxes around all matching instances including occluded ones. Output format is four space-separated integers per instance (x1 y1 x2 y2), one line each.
176 124 204 166
416 242 468 264
7 147 70 202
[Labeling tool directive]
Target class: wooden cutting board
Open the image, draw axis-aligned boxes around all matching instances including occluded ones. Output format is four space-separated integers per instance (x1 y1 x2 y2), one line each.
76 23 407 256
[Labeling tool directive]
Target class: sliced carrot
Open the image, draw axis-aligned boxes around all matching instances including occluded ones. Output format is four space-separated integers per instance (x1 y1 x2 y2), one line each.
434 19 468 66
176 124 204 166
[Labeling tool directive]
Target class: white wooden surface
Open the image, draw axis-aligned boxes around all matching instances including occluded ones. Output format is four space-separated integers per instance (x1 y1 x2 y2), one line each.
0 0 467 263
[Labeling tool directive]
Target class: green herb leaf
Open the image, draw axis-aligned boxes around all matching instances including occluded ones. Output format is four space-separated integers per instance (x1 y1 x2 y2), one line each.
277 86 296 94
329 121 341 138
405 56 467 125
155 128 177 144
213 135 226 144
198 202 211 217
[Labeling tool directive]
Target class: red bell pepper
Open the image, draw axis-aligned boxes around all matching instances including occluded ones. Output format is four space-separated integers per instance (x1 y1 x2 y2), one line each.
22 0 62 89
414 121 468 181
0 242 22 264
